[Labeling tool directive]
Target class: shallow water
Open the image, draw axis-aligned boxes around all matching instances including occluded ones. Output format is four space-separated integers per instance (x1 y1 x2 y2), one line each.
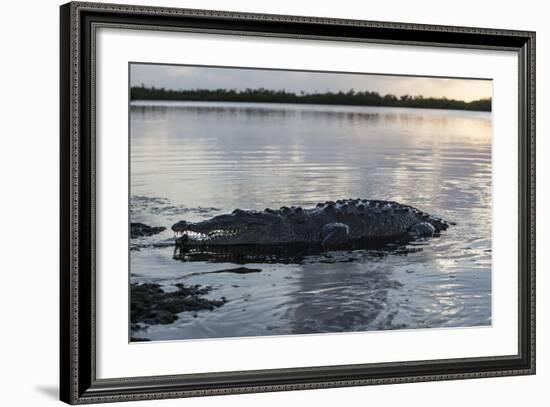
130 101 492 341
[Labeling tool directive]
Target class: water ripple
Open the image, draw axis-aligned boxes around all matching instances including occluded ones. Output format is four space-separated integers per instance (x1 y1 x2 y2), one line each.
130 102 492 341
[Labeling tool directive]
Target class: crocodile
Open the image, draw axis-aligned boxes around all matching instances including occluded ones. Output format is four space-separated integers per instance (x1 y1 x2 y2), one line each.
172 199 451 249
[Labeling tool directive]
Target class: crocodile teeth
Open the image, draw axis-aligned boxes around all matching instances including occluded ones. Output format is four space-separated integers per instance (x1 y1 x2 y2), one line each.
175 228 247 241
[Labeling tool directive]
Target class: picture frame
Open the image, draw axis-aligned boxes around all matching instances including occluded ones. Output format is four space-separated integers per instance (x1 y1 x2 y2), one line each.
60 1 536 404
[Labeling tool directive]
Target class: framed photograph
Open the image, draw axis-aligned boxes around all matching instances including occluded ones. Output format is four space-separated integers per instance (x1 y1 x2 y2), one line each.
60 1 535 404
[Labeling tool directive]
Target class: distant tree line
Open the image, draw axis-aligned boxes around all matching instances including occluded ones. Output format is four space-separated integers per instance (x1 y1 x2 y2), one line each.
130 86 492 112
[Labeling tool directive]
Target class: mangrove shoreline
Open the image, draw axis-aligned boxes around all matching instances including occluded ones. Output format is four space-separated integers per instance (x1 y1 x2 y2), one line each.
130 86 492 112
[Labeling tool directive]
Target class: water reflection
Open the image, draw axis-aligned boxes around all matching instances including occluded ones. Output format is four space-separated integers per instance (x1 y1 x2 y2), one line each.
172 242 422 265
287 261 406 334
130 101 492 340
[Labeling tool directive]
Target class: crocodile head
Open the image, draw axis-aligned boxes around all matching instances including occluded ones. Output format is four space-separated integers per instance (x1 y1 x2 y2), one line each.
172 209 289 246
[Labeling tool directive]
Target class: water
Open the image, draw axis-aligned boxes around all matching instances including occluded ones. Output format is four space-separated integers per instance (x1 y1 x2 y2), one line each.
130 101 492 341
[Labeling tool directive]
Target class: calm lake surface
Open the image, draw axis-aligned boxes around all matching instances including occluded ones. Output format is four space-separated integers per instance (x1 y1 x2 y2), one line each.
130 101 492 341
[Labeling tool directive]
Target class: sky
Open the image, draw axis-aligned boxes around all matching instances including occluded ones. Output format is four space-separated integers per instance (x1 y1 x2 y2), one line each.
130 63 492 102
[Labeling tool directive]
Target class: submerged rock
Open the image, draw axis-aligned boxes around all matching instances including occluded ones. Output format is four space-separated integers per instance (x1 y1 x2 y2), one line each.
209 267 262 274
130 222 166 238
130 282 226 330
130 337 151 342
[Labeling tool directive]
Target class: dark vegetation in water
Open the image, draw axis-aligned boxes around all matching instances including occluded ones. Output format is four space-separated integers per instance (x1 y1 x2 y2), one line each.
130 282 227 335
184 266 264 277
130 222 166 238
207 266 263 274
130 86 492 112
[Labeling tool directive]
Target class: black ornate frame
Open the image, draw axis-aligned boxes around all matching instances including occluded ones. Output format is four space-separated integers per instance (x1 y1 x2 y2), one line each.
60 1 536 404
